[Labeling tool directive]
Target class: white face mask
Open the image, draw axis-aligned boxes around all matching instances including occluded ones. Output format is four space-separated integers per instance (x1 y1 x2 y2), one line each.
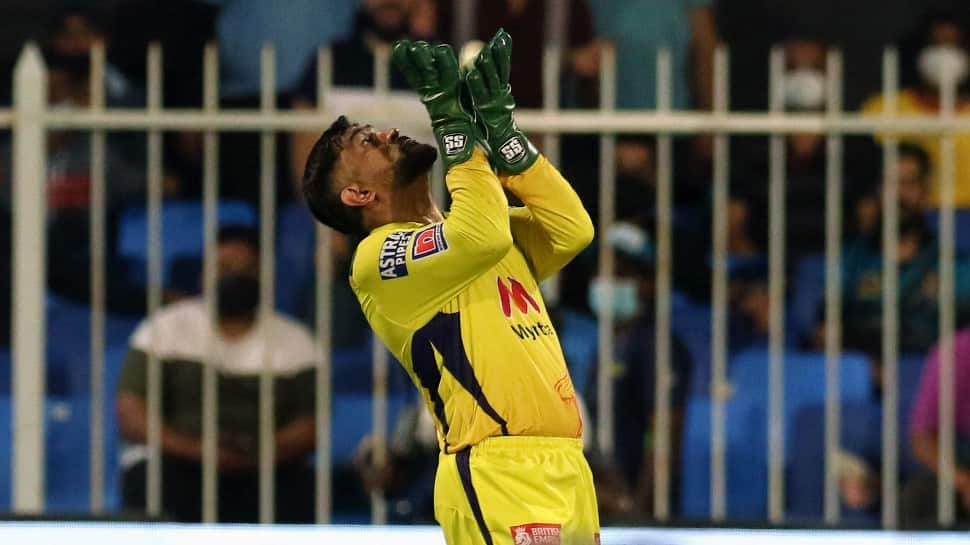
588 276 640 322
783 68 827 110
918 45 969 88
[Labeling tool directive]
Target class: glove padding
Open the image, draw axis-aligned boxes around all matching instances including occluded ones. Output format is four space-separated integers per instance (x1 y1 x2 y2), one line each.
392 40 484 171
465 29 539 175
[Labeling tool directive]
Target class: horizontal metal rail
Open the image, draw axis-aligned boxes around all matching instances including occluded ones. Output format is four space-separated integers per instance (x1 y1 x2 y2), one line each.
40 109 970 133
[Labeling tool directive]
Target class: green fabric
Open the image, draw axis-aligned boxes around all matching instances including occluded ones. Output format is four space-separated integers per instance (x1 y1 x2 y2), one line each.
392 40 484 171
118 348 315 438
465 29 539 175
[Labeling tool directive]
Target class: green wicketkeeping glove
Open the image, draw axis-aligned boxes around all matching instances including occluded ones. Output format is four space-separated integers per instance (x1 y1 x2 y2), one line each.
392 40 484 171
465 29 539 175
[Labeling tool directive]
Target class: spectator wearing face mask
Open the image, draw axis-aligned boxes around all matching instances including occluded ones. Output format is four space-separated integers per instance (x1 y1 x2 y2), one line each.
862 11 970 207
585 222 692 521
116 226 318 523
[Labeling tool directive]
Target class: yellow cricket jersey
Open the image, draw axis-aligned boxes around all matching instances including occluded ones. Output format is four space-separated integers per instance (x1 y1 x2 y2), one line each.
350 148 594 453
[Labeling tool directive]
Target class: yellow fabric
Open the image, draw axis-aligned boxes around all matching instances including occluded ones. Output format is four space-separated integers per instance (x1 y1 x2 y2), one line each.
861 89 970 207
350 149 594 453
435 436 600 545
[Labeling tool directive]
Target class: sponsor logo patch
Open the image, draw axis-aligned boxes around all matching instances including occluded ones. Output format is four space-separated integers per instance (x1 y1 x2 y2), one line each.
510 523 561 545
497 276 540 318
412 224 448 260
498 136 527 163
378 230 412 280
442 133 467 156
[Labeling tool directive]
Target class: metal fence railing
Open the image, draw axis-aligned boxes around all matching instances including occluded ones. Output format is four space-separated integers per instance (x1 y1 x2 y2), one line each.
3 39 966 529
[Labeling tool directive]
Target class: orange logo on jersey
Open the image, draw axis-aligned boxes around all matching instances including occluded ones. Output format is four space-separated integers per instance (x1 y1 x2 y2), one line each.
498 276 540 318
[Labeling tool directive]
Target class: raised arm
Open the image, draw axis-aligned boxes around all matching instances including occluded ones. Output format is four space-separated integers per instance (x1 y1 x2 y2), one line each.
465 29 594 280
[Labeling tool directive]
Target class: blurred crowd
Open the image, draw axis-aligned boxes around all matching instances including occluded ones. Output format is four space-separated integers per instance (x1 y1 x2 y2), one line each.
0 0 968 529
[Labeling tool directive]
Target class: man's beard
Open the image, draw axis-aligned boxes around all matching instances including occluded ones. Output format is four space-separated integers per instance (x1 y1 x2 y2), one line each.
394 137 438 185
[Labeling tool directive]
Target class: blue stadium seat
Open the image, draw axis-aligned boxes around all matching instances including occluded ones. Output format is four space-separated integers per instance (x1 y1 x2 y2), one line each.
331 394 410 467
556 309 597 397
925 209 970 254
0 396 9 509
680 395 767 519
788 400 881 524
729 348 872 459
276 203 317 317
671 293 712 396
0 395 122 513
117 200 258 285
46 295 140 396
790 254 825 344
680 349 873 520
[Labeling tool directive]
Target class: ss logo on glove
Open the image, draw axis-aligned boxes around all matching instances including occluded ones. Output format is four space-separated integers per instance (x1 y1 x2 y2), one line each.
443 133 467 156
499 137 526 163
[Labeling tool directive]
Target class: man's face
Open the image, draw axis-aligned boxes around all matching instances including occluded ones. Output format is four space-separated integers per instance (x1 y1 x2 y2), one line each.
334 123 437 197
364 0 412 40
897 155 927 213
217 241 259 279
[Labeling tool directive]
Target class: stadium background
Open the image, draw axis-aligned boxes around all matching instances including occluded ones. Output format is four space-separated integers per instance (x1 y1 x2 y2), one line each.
0 0 969 542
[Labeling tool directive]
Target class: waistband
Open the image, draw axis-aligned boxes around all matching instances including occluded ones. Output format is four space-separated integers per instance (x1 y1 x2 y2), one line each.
452 435 584 455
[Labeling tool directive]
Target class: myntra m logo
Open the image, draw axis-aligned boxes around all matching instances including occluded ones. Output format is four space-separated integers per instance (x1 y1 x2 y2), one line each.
497 276 540 318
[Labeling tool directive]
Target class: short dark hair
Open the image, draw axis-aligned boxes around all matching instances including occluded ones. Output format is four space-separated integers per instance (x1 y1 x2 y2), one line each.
899 142 931 181
302 115 364 235
218 225 260 254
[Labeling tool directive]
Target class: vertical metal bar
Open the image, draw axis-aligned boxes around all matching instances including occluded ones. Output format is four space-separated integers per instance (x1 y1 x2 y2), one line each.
596 44 617 458
145 42 164 517
201 43 220 524
823 48 844 525
12 43 47 514
709 46 730 522
374 44 390 97
370 336 389 525
880 47 900 531
258 43 277 524
88 41 107 514
767 46 787 524
540 45 563 314
937 54 958 527
368 40 392 527
542 46 562 166
314 46 334 525
653 46 673 521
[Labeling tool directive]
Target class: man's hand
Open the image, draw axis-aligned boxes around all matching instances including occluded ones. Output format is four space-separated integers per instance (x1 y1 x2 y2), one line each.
465 29 539 175
392 40 484 171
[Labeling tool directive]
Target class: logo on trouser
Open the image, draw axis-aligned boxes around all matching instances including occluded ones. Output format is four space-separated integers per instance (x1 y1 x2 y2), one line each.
510 523 561 545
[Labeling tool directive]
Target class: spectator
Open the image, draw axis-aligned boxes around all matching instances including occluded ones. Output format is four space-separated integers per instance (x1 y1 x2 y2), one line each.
290 0 435 195
840 213 970 368
862 11 970 207
0 51 160 316
438 0 602 109
116 226 317 523
586 222 691 520
902 327 970 527
588 0 716 112
854 143 932 237
735 37 862 261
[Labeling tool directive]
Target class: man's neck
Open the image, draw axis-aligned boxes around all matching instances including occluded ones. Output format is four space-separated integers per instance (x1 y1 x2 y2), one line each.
387 181 444 226
219 317 255 341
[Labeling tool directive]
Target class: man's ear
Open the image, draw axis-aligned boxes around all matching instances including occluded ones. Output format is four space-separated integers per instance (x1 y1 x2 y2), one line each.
340 184 375 208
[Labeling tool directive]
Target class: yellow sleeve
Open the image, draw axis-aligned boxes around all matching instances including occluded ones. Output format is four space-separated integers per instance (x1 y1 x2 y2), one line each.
501 155 595 281
351 148 512 327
